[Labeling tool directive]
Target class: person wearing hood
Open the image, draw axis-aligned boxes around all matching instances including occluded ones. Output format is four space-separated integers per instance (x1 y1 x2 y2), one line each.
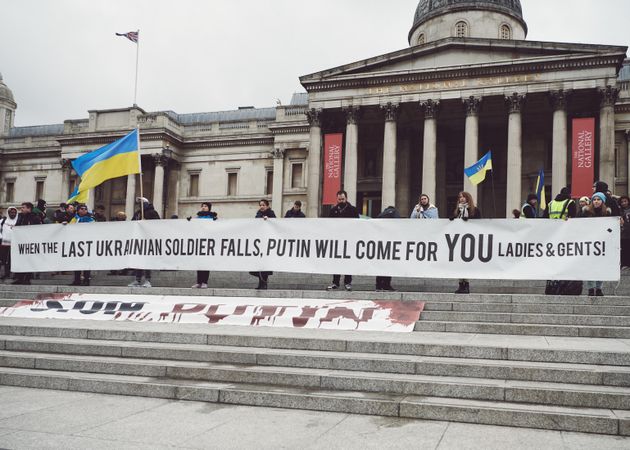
410 194 439 219
593 181 620 216
33 199 49 224
13 202 43 285
581 192 611 296
521 194 538 219
128 198 161 288
0 207 18 279
192 202 218 289
543 187 576 220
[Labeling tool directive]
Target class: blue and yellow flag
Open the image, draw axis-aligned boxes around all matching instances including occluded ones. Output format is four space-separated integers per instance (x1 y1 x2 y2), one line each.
70 129 140 201
535 168 547 212
464 151 493 185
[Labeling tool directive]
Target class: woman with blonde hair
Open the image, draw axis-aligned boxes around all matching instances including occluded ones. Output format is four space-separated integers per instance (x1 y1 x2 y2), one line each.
450 192 482 294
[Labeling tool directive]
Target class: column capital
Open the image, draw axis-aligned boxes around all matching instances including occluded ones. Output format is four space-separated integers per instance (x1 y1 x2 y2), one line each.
381 102 399 122
343 106 361 125
306 108 323 127
463 96 482 116
505 93 526 114
153 154 169 167
625 129 630 140
420 99 440 119
599 85 620 108
549 89 572 111
271 148 285 159
60 158 72 169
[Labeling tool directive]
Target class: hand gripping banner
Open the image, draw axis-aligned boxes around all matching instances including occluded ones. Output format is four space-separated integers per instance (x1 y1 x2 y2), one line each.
11 218 620 281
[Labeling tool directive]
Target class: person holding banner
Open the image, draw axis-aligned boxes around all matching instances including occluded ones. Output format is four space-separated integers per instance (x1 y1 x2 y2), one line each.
12 202 43 285
192 202 218 289
0 207 18 280
249 199 276 290
327 190 360 291
451 192 481 294
544 187 576 220
410 194 439 219
68 204 95 286
128 198 161 288
582 192 611 296
521 194 538 219
594 181 620 217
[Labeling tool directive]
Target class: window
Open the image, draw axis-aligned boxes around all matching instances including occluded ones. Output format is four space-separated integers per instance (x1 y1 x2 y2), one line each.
500 24 511 40
35 179 45 201
95 184 104 202
266 170 274 195
189 173 199 197
5 181 14 203
417 33 426 45
291 163 304 188
227 172 238 196
455 21 468 38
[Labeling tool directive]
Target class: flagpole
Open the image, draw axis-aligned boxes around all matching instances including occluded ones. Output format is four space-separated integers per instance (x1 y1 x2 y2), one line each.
136 125 145 220
133 29 140 107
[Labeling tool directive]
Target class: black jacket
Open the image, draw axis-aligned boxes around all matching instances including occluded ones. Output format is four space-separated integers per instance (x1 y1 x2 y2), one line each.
329 202 359 218
16 212 43 226
285 209 306 218
543 192 577 219
594 181 621 217
256 209 276 219
132 203 161 221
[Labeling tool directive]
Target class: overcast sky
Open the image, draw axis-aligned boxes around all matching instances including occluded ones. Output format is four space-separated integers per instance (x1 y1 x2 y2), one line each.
1 0 628 127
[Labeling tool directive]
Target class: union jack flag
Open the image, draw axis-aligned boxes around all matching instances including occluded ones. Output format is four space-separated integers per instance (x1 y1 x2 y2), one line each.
115 31 139 43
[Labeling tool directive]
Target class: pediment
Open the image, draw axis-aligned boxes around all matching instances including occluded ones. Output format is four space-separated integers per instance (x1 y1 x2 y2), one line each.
300 38 627 88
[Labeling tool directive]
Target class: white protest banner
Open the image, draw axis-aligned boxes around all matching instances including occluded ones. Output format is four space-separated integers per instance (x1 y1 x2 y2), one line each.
0 294 425 333
11 218 620 281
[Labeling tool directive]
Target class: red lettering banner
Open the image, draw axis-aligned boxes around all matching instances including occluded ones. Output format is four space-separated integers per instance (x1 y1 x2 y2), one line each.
322 133 343 205
571 118 595 199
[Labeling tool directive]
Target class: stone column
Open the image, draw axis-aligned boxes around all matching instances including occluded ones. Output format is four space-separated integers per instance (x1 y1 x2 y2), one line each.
60 159 71 202
381 102 398 209
627 130 630 196
463 96 481 198
306 108 322 217
125 174 136 219
343 106 360 206
86 190 95 211
271 148 285 213
549 90 571 196
153 154 167 217
505 93 525 218
421 100 440 203
599 86 619 186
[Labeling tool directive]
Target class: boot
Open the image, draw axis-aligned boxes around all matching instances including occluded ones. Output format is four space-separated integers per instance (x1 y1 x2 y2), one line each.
588 288 595 297
455 281 470 294
595 289 604 297
256 279 268 290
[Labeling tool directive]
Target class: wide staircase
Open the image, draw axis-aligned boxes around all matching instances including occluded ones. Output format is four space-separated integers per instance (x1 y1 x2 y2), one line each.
0 272 629 436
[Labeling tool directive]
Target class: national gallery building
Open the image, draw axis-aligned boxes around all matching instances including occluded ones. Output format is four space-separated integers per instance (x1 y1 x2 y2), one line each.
0 0 629 219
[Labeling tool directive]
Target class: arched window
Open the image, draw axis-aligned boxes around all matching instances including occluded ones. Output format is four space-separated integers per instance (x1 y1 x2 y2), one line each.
500 24 512 40
455 21 468 38
417 33 426 45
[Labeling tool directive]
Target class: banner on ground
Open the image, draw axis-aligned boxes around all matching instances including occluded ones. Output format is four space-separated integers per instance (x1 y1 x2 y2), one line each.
322 133 343 205
11 218 620 281
571 118 595 199
0 294 425 333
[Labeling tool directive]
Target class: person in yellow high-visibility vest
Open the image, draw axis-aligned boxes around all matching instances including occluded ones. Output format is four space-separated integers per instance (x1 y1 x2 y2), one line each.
544 187 576 220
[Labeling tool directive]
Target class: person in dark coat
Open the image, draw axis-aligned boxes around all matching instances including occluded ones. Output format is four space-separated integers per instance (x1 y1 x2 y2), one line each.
68 204 95 286
582 192 611 296
93 205 107 222
620 196 630 268
250 199 276 290
450 192 482 294
521 194 538 219
12 202 43 285
128 198 160 288
327 190 360 291
192 202 218 289
284 200 306 218
53 203 67 224
543 187 577 219
375 206 400 291
594 181 620 217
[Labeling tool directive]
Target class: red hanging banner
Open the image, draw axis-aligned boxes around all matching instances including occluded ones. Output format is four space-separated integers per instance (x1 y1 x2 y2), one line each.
571 118 595 199
322 133 343 205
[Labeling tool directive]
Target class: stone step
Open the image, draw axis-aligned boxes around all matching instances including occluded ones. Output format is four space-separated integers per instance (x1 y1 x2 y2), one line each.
0 366 626 435
424 302 630 316
3 335 630 387
2 319 630 366
420 311 630 327
2 349 630 410
415 321 630 338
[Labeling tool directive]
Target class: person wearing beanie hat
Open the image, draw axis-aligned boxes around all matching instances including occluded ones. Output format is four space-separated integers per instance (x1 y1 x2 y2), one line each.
577 196 591 218
593 181 621 216
521 193 539 219
544 187 576 220
581 192 611 296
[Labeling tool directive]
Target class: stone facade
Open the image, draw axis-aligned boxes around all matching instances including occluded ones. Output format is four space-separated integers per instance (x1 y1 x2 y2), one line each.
0 1 629 220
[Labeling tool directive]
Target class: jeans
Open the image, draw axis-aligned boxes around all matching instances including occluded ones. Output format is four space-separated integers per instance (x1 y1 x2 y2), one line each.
586 281 603 289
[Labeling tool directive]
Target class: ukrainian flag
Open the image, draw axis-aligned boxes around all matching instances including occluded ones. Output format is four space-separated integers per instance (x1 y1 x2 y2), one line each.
70 129 140 201
464 151 493 185
535 168 547 212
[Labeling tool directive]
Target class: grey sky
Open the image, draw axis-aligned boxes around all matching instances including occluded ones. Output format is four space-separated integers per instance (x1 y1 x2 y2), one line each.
1 0 628 127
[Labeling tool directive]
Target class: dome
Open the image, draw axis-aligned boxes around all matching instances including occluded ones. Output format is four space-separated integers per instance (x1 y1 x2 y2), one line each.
0 73 16 105
409 0 527 44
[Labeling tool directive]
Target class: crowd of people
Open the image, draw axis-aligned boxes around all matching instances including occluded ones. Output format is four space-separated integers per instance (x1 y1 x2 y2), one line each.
0 179 625 296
